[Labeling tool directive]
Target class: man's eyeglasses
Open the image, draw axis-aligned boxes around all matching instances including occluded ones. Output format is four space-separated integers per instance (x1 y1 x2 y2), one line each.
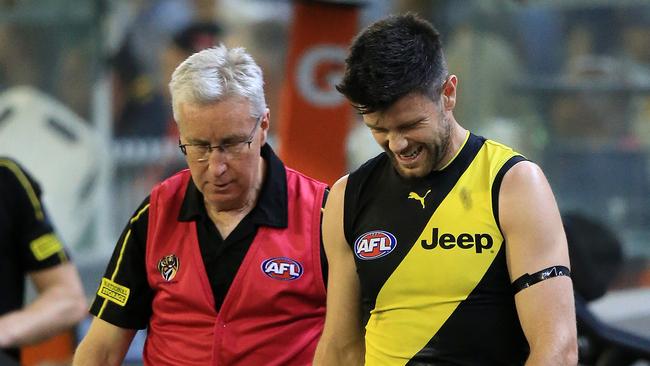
179 115 263 162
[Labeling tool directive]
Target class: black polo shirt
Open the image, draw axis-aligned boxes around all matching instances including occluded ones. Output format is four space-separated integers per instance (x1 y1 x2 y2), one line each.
90 145 327 329
0 157 69 361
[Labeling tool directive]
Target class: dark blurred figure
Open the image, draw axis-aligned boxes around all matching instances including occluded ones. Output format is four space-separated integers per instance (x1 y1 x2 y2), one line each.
111 21 223 139
563 212 623 302
161 21 223 138
161 21 223 100
563 212 650 366
111 37 168 138
0 157 86 364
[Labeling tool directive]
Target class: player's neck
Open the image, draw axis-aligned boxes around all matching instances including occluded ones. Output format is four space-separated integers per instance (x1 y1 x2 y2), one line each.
435 121 468 171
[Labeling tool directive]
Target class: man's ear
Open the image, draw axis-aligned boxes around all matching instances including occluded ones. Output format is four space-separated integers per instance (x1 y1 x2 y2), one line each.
259 108 270 145
442 75 458 110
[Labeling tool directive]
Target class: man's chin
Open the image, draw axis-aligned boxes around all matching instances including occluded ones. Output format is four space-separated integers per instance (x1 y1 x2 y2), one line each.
389 157 431 178
204 192 239 211
392 163 429 179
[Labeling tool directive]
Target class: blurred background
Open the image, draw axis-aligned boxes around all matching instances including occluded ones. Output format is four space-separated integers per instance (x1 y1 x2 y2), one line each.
1 0 649 365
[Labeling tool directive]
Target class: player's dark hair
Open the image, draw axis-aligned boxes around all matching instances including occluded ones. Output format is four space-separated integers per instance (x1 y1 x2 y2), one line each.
337 13 448 114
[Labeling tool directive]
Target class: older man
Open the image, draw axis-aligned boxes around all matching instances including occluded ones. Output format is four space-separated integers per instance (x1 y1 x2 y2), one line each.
74 45 328 366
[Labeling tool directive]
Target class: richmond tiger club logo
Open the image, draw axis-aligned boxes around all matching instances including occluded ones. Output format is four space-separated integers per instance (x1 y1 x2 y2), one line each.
354 230 397 260
261 257 304 281
157 254 179 281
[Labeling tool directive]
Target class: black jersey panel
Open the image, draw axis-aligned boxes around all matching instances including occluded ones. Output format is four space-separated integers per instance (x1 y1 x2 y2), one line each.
491 155 528 231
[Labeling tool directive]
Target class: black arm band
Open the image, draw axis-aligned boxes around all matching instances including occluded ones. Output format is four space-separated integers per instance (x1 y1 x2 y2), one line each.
512 265 571 295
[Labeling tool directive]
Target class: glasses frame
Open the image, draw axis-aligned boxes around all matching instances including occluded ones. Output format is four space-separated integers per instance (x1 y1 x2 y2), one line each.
178 114 263 162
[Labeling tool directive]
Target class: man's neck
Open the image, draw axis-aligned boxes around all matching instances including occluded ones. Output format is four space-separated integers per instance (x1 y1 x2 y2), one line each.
435 121 468 171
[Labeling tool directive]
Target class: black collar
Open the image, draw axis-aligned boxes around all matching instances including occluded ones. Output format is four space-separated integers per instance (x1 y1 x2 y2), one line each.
178 144 288 228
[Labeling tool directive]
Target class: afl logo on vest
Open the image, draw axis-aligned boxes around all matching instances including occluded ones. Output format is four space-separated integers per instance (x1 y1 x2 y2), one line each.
354 231 397 260
157 254 179 281
262 257 304 281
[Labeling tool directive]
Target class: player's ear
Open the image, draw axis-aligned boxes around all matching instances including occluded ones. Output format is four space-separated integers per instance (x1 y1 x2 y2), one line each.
442 75 457 110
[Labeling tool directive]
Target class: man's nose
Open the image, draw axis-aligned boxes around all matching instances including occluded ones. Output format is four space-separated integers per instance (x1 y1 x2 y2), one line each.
387 132 408 153
206 151 228 176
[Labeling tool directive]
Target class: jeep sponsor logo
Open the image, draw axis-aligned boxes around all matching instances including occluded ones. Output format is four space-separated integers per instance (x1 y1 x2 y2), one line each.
354 230 397 260
421 228 493 253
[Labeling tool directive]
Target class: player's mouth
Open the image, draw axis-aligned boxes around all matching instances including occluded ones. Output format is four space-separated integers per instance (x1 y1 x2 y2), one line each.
396 145 423 164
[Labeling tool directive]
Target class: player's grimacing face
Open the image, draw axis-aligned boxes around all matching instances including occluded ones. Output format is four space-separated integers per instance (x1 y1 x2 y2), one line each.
362 92 452 178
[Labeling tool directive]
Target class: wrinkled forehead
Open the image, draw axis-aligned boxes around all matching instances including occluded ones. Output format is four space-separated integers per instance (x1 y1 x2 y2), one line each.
362 92 440 128
177 100 260 144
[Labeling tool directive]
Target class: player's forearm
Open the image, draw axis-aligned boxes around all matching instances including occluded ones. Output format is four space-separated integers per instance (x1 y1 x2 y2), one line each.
0 284 86 347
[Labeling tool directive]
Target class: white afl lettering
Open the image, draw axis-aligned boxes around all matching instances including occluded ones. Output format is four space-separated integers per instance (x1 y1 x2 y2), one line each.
369 237 382 251
358 239 371 253
266 262 280 274
379 237 391 251
277 262 300 276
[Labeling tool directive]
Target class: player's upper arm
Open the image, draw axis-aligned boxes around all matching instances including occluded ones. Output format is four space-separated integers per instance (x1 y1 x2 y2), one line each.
29 261 87 320
499 161 571 279
73 317 136 366
322 176 351 263
321 176 361 315
30 261 83 293
314 175 364 365
499 160 577 363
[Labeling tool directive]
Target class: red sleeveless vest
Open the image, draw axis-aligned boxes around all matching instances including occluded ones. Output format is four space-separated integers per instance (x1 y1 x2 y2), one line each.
143 168 327 365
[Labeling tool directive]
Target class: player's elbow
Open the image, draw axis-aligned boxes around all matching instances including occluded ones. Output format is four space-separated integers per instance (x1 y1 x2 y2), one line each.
552 341 579 366
69 290 88 324
557 325 579 365
562 335 579 366
51 283 88 326
528 332 578 366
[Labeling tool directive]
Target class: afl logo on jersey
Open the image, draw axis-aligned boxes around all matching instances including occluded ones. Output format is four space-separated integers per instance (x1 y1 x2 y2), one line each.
262 257 304 281
354 231 397 260
157 254 179 281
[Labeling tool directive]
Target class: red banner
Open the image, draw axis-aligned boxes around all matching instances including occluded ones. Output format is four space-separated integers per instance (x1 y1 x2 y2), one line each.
278 1 360 185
